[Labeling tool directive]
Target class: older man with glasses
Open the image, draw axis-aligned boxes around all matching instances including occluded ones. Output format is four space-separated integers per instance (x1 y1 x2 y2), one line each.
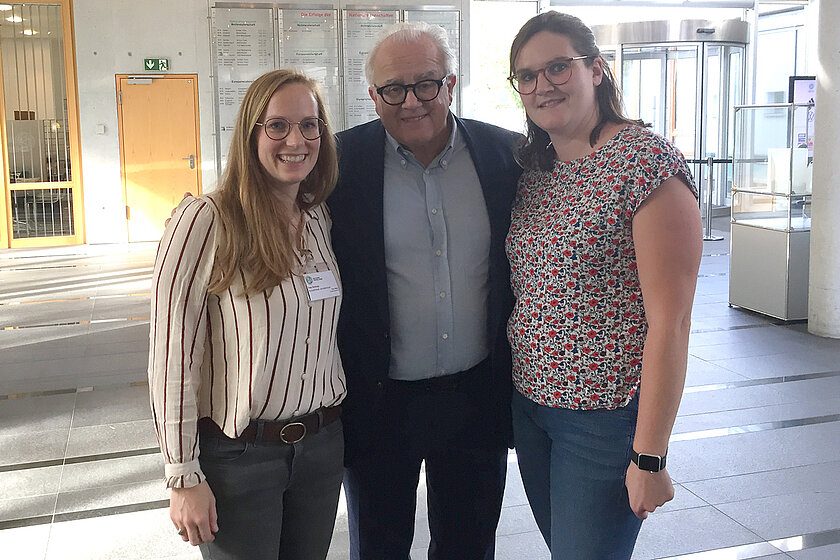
328 21 523 560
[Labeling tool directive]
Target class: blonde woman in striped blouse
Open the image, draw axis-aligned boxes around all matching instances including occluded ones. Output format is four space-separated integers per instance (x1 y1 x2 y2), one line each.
148 69 345 560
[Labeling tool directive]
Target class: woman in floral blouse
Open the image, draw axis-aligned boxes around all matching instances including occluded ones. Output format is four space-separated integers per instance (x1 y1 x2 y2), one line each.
505 12 702 559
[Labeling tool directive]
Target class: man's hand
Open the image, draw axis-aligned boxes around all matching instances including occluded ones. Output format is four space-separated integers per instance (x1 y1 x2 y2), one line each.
170 480 219 546
625 462 674 519
165 192 195 227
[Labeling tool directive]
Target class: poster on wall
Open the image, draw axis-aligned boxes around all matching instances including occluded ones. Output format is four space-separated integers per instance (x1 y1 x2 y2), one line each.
342 10 398 128
404 10 460 114
278 9 341 127
212 7 276 170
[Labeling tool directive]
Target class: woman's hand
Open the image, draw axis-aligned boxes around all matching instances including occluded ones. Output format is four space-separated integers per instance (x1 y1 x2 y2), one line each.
170 480 219 546
625 462 675 519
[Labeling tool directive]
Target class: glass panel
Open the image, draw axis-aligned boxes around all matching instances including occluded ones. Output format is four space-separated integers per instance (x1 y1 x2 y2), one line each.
622 48 666 136
731 192 810 231
667 46 698 160
702 44 744 207
10 186 74 238
1 3 71 185
755 28 796 104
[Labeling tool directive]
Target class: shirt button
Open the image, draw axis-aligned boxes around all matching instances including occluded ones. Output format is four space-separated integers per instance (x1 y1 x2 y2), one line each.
431 208 438 215
401 159 406 166
424 169 430 175
305 337 310 345
435 250 441 256
301 372 310 379
439 291 446 298
441 333 449 340
440 369 447 375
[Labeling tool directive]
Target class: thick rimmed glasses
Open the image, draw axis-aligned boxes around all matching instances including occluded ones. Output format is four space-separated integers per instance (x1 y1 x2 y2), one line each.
255 117 326 141
375 76 449 106
508 55 592 95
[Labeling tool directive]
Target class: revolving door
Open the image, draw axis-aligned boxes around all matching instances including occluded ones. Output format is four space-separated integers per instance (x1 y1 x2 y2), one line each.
593 19 748 210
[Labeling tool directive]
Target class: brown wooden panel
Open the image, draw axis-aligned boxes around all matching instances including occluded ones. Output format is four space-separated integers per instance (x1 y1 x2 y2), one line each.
118 75 201 243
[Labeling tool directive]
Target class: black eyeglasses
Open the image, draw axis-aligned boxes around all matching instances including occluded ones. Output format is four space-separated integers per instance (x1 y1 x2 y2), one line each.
508 56 592 95
375 76 449 106
255 117 326 141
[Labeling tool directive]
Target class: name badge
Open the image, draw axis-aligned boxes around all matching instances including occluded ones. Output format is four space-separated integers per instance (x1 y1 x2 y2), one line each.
304 270 340 302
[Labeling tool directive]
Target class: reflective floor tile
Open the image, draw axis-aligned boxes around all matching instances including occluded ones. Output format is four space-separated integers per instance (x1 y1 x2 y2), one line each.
0 393 75 436
495 530 550 560
0 493 55 523
59 454 163 493
790 543 840 560
0 429 68 467
71 384 152 428
668 422 840 483
0 465 62 501
684 461 840 506
716 491 840 541
55 480 166 515
631 506 765 560
45 507 195 560
65 419 158 459
0 522 51 560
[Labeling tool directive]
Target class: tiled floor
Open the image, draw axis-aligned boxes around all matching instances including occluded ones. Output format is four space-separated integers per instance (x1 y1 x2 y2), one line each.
2 227 839 560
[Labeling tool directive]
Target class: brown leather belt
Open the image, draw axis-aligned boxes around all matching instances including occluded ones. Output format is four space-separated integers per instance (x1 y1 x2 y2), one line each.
198 405 341 445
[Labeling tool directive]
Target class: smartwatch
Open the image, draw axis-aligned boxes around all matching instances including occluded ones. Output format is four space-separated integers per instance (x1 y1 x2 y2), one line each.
631 449 667 472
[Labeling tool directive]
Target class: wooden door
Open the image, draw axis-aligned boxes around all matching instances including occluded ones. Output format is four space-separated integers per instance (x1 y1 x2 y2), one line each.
117 74 201 242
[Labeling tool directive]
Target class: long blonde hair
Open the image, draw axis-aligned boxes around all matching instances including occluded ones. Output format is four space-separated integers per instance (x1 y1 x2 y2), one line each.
208 69 339 295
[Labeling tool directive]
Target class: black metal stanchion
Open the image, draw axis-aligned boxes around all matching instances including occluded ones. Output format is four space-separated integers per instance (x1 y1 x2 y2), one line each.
686 157 730 241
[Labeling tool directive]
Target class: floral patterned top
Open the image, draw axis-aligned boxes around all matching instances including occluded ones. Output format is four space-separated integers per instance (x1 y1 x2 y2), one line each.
506 126 697 410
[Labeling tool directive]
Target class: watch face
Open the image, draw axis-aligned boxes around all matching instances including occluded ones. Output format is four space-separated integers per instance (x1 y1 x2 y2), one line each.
637 453 662 472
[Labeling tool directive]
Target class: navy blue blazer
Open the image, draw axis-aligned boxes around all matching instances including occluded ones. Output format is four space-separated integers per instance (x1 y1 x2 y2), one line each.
329 116 523 466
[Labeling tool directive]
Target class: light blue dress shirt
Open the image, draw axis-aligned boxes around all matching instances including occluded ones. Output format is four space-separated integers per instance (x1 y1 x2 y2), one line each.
383 119 491 380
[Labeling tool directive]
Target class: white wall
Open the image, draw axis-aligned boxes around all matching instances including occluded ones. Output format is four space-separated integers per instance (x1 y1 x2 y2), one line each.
72 0 470 244
73 0 214 244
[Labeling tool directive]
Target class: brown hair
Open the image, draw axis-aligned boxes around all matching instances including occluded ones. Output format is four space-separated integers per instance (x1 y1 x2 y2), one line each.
509 11 646 171
208 69 338 295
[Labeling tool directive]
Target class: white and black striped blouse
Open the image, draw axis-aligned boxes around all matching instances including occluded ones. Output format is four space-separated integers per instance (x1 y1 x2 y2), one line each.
148 195 345 489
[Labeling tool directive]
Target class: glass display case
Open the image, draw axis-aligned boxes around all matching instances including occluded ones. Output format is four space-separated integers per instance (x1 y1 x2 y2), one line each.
729 103 814 320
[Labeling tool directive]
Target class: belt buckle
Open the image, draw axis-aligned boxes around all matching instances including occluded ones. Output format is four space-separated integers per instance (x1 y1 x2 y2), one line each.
279 422 306 444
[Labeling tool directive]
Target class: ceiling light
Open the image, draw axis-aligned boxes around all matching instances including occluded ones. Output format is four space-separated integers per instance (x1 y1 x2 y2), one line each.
0 5 13 11
23 28 37 36
6 15 22 22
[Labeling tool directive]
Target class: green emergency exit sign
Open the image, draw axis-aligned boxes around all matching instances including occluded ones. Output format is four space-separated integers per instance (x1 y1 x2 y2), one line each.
144 58 170 71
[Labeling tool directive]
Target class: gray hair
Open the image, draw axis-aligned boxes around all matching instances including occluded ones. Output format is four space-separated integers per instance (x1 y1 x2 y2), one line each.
364 21 458 86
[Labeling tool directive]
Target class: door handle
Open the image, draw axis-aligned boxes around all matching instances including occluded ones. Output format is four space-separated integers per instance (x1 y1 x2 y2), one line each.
181 154 195 169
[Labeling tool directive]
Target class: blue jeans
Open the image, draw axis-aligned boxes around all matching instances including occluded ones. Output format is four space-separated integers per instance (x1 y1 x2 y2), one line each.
512 390 643 560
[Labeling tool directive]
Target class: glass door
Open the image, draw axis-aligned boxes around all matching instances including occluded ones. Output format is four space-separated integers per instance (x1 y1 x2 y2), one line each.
0 1 82 247
621 44 700 159
702 43 744 207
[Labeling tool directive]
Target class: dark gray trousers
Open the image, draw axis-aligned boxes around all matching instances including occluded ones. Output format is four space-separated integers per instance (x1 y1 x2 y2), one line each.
198 419 344 560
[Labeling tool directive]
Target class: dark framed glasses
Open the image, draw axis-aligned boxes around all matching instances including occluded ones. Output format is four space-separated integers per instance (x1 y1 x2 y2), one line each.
255 117 326 141
508 55 592 95
375 76 449 106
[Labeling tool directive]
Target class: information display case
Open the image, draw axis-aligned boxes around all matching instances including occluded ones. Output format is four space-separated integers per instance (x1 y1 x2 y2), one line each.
729 103 814 320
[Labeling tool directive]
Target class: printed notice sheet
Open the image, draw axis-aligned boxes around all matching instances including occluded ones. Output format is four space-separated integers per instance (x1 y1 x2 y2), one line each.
212 7 275 168
278 9 341 127
342 10 398 128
